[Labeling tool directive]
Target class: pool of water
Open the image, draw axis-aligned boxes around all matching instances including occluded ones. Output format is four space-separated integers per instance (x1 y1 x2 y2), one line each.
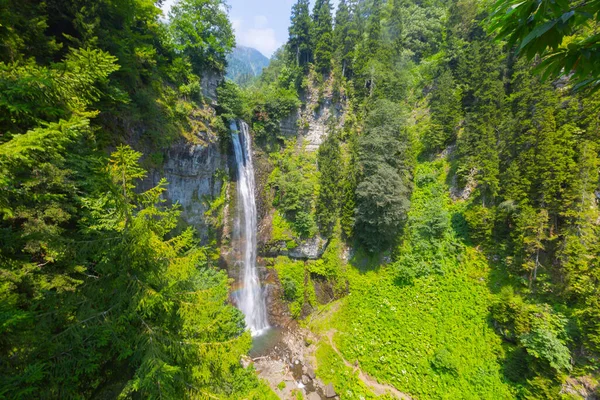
249 326 283 358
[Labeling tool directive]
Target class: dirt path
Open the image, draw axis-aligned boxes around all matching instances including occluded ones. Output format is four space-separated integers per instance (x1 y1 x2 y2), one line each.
325 330 412 400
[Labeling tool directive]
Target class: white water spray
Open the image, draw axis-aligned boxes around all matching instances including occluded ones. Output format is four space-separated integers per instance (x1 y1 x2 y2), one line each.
230 120 270 336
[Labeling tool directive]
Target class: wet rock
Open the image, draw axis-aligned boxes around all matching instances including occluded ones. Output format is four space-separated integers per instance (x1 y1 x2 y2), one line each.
324 383 336 398
302 375 310 385
306 367 316 380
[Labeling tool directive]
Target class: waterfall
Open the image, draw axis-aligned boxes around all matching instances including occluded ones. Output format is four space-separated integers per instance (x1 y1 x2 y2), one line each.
230 120 270 337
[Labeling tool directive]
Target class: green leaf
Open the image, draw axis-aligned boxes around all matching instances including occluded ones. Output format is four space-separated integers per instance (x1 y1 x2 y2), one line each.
518 19 558 53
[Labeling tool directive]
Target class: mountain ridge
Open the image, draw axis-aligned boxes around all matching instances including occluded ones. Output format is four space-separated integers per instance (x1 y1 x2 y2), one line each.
226 46 270 85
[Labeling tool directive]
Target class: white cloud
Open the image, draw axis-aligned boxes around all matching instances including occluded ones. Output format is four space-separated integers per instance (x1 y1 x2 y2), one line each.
253 15 268 28
233 16 280 57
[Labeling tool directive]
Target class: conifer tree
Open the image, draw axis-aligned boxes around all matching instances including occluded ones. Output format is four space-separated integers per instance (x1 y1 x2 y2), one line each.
288 0 313 67
426 69 462 151
355 100 413 252
388 0 405 54
366 0 382 54
334 0 358 77
456 37 505 202
316 130 342 235
312 0 334 74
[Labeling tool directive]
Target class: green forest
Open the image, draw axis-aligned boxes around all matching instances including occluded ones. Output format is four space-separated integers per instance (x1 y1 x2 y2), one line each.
1 0 599 399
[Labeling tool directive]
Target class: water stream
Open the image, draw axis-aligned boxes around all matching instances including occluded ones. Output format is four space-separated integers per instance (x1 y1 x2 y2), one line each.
230 120 270 337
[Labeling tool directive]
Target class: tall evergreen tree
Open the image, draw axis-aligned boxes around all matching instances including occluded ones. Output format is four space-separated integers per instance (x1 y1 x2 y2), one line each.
316 131 343 235
312 0 334 74
425 69 462 151
456 37 505 202
334 0 358 78
288 0 313 67
366 0 382 54
355 100 413 252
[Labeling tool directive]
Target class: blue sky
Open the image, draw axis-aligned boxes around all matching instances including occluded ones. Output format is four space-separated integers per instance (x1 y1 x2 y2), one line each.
161 0 340 58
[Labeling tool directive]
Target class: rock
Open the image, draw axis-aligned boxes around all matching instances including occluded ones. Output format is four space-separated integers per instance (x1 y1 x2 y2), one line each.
324 383 336 398
306 367 316 380
302 365 308 375
307 392 321 400
140 138 226 243
288 235 328 260
201 71 222 102
302 375 310 385
279 111 299 137
240 355 252 369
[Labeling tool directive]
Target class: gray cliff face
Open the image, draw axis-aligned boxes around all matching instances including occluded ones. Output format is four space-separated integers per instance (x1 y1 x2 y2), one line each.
201 71 222 102
143 138 227 243
140 72 227 242
279 75 346 152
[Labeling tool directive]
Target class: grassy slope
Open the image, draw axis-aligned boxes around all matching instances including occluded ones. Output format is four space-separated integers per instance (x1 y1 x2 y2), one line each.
309 158 515 399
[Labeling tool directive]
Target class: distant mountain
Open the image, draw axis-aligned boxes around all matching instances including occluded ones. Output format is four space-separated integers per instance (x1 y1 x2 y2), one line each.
226 46 270 86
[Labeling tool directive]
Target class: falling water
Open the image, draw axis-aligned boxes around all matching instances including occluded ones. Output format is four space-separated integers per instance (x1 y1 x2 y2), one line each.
230 120 270 336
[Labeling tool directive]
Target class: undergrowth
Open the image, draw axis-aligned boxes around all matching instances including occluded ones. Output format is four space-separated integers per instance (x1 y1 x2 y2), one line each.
310 159 515 399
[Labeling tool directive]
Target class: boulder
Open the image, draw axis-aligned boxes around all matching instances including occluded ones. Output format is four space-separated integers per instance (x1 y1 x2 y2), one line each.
324 383 336 398
288 235 328 260
302 375 310 385
306 367 316 380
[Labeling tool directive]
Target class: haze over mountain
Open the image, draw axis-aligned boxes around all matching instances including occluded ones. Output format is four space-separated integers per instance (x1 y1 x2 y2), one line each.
226 46 270 86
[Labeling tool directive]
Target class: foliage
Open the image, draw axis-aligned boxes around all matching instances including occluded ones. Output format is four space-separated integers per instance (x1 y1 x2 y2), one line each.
256 0 600 397
310 159 513 399
0 142 261 398
312 0 334 74
169 0 235 74
315 342 381 399
355 100 414 252
272 257 316 318
0 0 270 397
488 0 600 92
424 69 462 152
288 0 313 68
269 141 319 238
0 48 119 134
316 131 343 235
308 227 347 296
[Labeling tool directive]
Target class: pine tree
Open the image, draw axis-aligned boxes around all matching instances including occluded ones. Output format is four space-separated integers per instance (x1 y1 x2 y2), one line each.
316 130 342 235
288 0 313 68
366 0 382 54
355 100 413 252
312 0 334 74
334 0 358 78
426 69 462 151
456 38 505 202
388 0 404 54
